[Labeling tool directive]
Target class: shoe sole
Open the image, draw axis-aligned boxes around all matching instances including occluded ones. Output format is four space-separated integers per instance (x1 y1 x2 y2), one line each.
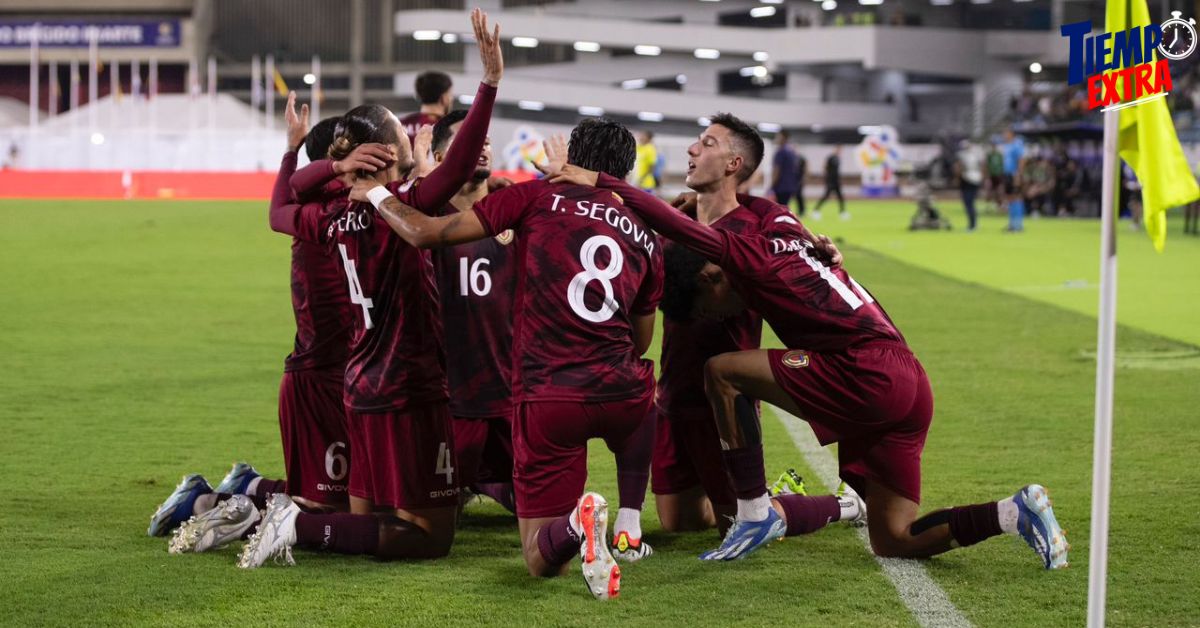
578 494 620 600
148 475 207 537
1021 484 1069 570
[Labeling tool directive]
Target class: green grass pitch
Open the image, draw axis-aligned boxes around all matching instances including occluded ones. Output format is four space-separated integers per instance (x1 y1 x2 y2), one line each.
0 198 1197 626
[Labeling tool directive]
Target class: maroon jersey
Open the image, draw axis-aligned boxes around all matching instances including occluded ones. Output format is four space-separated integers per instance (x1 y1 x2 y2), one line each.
656 202 789 417
432 203 516 418
473 179 663 404
401 111 443 141
269 151 353 373
597 174 904 352
273 82 498 412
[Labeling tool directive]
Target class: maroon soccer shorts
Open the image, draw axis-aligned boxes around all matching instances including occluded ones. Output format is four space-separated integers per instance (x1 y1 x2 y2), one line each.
278 369 350 507
650 407 735 507
512 392 655 519
451 414 514 489
767 341 933 504
346 402 459 511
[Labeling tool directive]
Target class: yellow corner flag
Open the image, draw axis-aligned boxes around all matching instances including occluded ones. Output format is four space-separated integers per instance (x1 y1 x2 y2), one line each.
273 69 289 97
1107 0 1200 251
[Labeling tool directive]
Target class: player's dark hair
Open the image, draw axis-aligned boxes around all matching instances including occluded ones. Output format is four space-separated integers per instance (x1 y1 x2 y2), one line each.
660 243 710 322
328 104 400 160
710 112 764 183
415 71 453 105
431 109 469 154
568 117 636 179
304 116 340 163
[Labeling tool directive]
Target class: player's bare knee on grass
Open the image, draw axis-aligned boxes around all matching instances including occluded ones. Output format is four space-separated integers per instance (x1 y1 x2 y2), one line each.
656 490 715 532
376 515 453 560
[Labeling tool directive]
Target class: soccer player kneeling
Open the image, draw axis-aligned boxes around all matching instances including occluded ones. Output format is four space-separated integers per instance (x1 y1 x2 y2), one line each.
345 118 663 600
541 156 1069 570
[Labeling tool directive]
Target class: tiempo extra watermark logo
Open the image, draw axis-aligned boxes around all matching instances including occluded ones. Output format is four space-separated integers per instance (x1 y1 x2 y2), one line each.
1060 12 1196 112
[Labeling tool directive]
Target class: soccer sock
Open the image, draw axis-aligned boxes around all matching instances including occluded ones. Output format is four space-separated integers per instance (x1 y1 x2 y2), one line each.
838 494 862 522
294 512 379 555
614 507 642 539
613 409 655 512
997 496 1019 534
721 446 769 501
473 482 516 514
247 479 288 510
736 495 772 522
192 493 219 514
947 502 1003 547
616 470 650 512
251 478 287 497
775 494 840 536
536 514 582 567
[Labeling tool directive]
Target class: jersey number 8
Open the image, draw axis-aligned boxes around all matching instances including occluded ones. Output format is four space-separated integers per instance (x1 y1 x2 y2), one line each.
567 235 624 323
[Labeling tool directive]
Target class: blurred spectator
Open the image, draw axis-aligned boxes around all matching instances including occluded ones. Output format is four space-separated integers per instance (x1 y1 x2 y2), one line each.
1022 146 1055 217
1001 129 1026 232
955 139 985 231
634 131 659 193
1121 163 1143 227
985 142 1005 211
1053 158 1085 216
1187 160 1200 235
770 131 803 216
3 143 19 169
814 145 848 220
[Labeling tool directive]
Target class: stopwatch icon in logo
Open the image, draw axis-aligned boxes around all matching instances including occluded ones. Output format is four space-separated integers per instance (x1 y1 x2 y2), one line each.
1158 11 1197 61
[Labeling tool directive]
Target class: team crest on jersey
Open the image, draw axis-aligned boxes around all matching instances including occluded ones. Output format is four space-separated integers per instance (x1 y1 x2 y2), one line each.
781 350 809 369
495 229 515 245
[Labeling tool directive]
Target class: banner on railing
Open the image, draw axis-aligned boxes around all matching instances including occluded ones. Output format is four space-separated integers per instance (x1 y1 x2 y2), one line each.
0 20 181 48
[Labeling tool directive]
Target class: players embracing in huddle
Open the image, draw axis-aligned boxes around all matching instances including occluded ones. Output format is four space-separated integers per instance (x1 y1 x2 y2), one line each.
145 6 1068 601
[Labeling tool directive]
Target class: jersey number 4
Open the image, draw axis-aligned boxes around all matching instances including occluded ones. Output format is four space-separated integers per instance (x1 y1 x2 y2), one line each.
338 243 375 329
568 235 624 323
435 441 454 485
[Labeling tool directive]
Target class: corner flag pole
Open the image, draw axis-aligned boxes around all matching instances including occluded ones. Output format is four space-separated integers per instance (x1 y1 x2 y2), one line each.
1086 107 1120 628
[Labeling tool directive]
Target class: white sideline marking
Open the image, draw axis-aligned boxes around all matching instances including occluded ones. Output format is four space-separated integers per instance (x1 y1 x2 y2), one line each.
768 404 972 628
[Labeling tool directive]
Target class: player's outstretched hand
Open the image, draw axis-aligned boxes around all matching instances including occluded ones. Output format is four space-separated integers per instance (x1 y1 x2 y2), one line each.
812 234 843 268
671 192 698 214
411 124 434 178
533 134 568 177
472 8 503 86
543 164 599 187
284 91 310 152
333 143 394 175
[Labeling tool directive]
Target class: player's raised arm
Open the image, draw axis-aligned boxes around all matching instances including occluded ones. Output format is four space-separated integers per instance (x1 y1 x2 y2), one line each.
349 177 487 248
409 8 502 210
545 163 728 262
269 92 312 236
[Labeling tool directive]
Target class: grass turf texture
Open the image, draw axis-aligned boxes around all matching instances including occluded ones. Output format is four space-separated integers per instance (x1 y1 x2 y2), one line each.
0 198 1196 626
